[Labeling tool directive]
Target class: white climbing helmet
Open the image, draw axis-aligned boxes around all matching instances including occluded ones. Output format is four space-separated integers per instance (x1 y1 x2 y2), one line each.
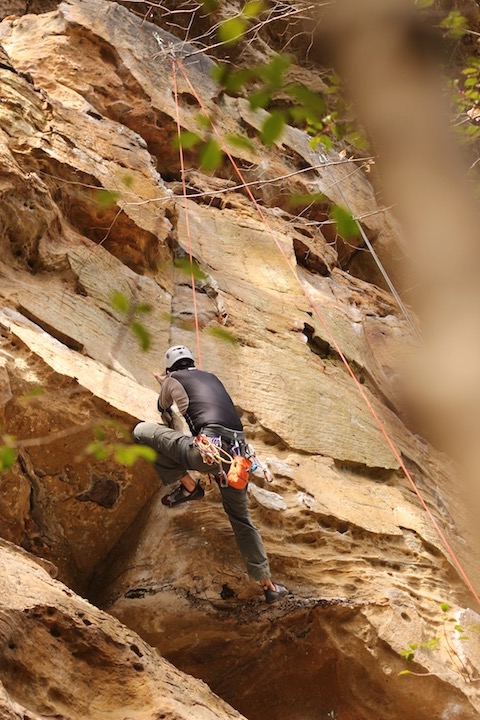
164 345 195 371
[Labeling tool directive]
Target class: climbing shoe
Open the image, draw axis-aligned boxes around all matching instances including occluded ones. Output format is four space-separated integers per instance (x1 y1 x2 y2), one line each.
161 482 205 507
264 583 288 604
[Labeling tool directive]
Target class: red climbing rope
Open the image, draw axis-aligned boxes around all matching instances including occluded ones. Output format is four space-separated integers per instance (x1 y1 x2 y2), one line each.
172 58 480 606
171 59 202 369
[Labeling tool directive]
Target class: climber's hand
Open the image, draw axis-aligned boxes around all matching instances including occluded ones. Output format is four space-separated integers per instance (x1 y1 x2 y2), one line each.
161 408 174 428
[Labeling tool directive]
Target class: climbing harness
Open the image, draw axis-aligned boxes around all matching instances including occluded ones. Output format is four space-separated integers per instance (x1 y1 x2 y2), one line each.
193 433 271 490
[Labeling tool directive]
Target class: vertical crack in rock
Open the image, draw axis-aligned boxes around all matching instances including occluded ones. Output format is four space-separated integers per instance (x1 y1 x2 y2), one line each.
17 451 52 554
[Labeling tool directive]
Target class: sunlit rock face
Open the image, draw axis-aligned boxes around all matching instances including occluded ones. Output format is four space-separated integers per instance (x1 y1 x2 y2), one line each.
0 2 479 719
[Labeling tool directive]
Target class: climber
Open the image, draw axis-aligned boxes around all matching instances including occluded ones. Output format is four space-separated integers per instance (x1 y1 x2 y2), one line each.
133 345 288 604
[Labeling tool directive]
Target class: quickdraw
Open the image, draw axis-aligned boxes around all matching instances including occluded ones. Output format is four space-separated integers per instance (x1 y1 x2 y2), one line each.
245 442 273 484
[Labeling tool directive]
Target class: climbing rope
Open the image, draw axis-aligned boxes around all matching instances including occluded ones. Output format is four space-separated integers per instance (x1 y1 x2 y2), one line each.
193 434 233 466
171 59 203 369
317 152 421 340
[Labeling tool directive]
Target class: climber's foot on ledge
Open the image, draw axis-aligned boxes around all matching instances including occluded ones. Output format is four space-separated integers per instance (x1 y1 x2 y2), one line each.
161 482 205 507
264 583 289 604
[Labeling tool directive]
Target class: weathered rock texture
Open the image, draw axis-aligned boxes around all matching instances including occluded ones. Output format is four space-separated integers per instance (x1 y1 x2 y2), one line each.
0 538 247 720
0 1 479 719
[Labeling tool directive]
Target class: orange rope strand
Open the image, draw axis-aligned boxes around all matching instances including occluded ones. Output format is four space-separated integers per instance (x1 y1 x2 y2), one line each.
174 58 480 606
172 60 202 369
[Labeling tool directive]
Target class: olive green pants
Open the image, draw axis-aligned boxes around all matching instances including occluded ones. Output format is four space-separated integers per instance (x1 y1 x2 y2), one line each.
133 422 271 581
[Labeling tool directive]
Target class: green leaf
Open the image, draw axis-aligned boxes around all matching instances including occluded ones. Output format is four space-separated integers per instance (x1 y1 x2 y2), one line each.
440 602 451 613
345 131 368 150
289 106 313 124
226 68 254 94
85 441 109 461
173 257 208 281
111 291 130 315
129 321 151 352
286 84 326 118
398 670 412 676
310 134 332 151
24 386 44 398
218 17 247 45
205 326 239 345
212 65 253 95
330 120 345 140
249 88 271 110
331 205 359 238
173 131 201 150
0 446 17 471
261 110 286 146
199 138 223 171
114 444 157 467
225 133 256 153
201 0 219 11
243 1 263 19
96 189 121 209
288 192 327 208
211 64 230 85
135 302 153 315
441 10 468 39
258 54 291 89
93 426 107 441
196 113 212 130
135 446 157 462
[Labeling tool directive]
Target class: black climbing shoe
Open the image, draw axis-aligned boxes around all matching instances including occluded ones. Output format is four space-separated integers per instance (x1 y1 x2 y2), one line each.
264 583 288 604
161 482 205 507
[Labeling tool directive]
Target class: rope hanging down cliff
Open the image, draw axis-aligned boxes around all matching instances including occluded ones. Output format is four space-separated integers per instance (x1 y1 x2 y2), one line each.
170 57 480 606
171 59 202 370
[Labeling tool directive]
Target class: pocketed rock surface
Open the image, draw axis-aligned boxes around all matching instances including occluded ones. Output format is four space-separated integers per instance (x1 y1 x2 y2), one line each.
0 2 479 719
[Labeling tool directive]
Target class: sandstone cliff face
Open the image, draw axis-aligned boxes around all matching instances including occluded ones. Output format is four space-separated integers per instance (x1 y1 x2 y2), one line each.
0 1 479 719
0 538 247 720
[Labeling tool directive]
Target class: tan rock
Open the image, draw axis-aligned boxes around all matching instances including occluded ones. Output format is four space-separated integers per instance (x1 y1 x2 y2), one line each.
0 538 247 720
0 2 478 719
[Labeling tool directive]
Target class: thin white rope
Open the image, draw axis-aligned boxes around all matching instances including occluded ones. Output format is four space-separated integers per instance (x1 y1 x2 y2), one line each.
318 152 421 339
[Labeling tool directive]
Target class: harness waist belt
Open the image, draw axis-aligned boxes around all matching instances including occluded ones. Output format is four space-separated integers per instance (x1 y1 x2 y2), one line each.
200 424 245 443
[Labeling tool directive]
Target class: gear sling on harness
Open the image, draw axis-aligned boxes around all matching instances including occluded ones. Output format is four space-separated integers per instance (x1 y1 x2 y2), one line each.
193 432 253 490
